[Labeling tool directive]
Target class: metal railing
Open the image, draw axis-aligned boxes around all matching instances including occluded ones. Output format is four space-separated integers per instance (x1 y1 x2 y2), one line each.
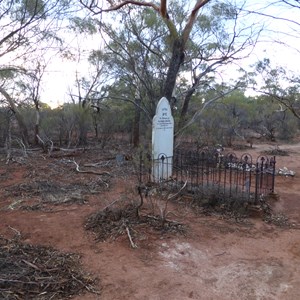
139 149 276 203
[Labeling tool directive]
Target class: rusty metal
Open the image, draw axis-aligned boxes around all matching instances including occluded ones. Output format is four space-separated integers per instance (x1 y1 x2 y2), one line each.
139 149 276 203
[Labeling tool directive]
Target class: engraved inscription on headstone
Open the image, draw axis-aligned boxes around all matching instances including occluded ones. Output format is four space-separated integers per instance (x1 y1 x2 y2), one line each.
152 97 174 181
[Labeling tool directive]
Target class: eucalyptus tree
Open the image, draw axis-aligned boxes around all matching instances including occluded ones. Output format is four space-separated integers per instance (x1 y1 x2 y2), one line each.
175 2 261 129
0 69 30 145
251 94 299 141
0 0 72 145
213 90 253 146
12 62 47 145
66 49 109 145
239 0 300 122
97 7 168 118
190 89 298 146
247 58 300 120
94 7 169 146
242 0 300 35
80 0 213 101
79 0 262 144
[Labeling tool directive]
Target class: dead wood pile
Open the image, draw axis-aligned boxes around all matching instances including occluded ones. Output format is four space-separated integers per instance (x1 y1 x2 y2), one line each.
85 203 185 246
0 236 99 299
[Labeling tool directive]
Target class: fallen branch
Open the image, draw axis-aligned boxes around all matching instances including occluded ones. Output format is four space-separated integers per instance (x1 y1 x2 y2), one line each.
125 226 137 249
167 178 188 201
8 226 21 239
214 251 226 257
97 177 110 188
160 178 188 226
71 274 100 294
72 159 111 176
36 134 46 149
22 259 40 270
101 198 121 212
15 137 28 157
60 147 86 152
0 237 99 298
141 213 183 226
0 278 41 285
84 161 111 167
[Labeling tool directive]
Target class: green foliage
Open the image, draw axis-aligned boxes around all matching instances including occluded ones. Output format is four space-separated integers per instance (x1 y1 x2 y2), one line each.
76 1 262 147
7 0 46 21
88 49 104 64
22 0 46 18
143 8 159 28
69 16 98 34
211 2 237 20
37 100 135 147
250 58 300 120
40 108 64 140
0 69 16 80
196 14 212 31
38 103 92 146
183 89 299 146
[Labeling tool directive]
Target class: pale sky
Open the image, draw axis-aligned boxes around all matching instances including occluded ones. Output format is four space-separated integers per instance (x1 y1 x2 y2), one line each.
40 0 300 108
41 33 100 108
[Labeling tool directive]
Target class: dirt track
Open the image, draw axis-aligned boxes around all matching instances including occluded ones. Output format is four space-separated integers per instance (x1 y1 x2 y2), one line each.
0 142 300 299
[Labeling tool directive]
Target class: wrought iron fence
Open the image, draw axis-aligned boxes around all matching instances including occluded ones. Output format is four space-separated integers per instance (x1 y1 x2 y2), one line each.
139 149 276 203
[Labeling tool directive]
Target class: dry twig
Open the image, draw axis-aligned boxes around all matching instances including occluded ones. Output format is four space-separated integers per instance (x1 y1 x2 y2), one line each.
73 159 111 176
0 237 99 299
125 226 138 248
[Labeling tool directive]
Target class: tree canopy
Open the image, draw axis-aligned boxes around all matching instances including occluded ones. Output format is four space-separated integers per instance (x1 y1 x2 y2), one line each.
0 0 299 148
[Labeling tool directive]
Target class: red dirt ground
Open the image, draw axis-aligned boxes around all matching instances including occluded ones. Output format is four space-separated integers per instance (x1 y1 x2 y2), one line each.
0 141 300 300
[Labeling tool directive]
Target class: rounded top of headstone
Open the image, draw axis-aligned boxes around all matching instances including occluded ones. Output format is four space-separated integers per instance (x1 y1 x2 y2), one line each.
155 97 171 115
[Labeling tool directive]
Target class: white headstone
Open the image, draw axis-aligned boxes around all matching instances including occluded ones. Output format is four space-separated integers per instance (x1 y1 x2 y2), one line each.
152 97 174 182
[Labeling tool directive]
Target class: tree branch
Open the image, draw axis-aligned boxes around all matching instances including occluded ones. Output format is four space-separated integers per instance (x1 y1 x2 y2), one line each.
176 86 239 136
243 8 300 28
253 88 300 119
160 0 167 17
182 0 211 44
81 0 160 14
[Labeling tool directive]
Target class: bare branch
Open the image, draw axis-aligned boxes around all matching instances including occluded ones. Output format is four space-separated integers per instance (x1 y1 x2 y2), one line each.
242 8 300 28
253 88 300 119
72 159 111 176
182 0 211 44
160 0 167 17
176 86 239 136
281 0 300 9
167 178 187 200
80 0 160 14
125 226 138 248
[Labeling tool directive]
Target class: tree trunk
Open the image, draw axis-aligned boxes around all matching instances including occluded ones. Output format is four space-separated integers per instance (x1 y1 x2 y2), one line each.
78 108 89 146
5 115 12 162
34 106 40 145
91 113 99 138
163 38 185 101
14 112 29 147
178 87 195 130
0 87 29 147
79 127 88 145
132 97 141 147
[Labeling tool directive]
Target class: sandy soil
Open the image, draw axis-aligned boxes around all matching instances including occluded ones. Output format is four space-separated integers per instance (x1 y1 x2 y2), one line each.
0 141 300 300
